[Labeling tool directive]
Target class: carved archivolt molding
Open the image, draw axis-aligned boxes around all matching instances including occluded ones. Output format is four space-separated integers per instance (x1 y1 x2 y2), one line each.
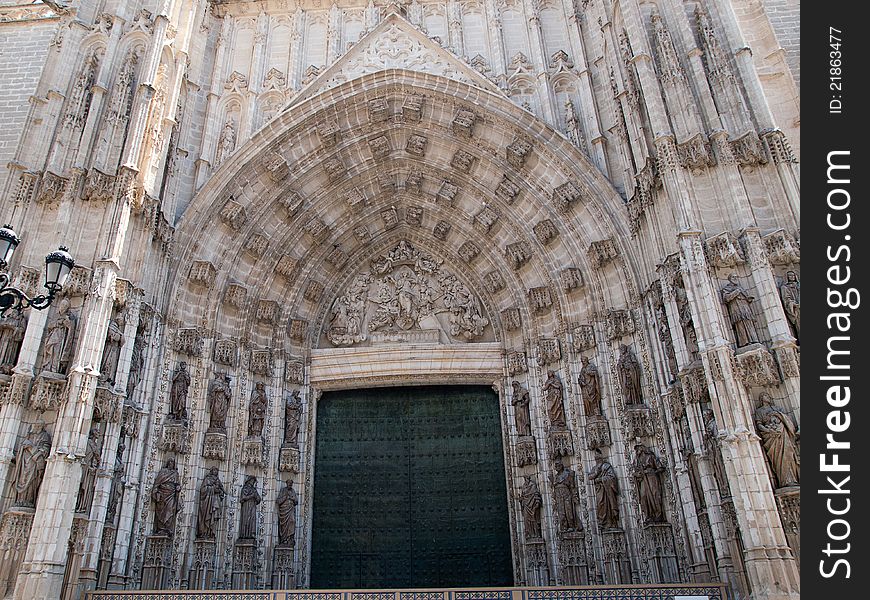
164 76 647 366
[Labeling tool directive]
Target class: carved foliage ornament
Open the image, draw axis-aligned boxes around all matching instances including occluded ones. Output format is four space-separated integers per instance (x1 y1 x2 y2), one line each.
705 232 745 268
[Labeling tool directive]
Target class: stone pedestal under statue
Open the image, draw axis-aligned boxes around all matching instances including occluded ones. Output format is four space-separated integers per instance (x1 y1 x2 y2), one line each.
547 428 574 459
643 522 679 583
188 539 216 590
0 509 34 597
141 535 173 590
202 431 228 460
241 437 265 467
558 530 590 585
515 435 537 467
278 446 299 473
602 529 632 584
271 545 295 589
232 539 257 590
523 538 550 586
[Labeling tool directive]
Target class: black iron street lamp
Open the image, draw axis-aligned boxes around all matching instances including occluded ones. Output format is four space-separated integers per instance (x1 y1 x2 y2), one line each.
0 224 75 316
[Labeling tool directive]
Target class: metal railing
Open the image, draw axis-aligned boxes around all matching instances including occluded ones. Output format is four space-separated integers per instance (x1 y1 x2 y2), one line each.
87 583 727 600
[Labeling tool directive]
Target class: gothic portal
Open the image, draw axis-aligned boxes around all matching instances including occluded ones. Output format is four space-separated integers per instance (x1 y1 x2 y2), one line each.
0 2 799 600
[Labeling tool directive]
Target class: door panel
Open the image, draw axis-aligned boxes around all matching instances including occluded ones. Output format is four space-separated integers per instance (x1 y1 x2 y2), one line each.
311 386 513 588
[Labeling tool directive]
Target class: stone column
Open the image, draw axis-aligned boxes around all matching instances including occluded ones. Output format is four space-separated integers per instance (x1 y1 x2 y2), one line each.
522 0 556 125
677 231 799 600
77 291 144 596
709 0 799 218
563 8 608 174
0 308 48 493
741 229 800 419
13 260 119 600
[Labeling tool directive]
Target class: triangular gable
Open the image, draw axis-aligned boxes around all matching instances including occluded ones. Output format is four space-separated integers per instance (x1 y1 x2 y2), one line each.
286 9 505 109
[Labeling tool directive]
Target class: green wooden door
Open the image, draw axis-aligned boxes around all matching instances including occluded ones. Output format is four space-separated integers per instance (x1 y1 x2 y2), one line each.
310 385 513 588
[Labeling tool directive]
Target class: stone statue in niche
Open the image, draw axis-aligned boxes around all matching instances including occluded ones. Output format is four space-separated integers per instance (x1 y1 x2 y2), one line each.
99 313 125 385
207 373 232 433
589 449 620 530
543 370 567 429
151 458 181 536
653 298 678 375
0 309 26 374
754 393 799 488
106 437 126 522
675 282 700 357
551 460 582 534
40 297 77 374
215 118 236 166
276 479 298 547
702 409 730 493
633 443 667 524
511 381 532 437
617 344 643 405
75 424 102 513
248 382 268 438
238 475 261 540
168 361 190 422
779 271 800 343
518 475 543 540
283 389 303 448
127 324 145 398
326 241 489 345
196 467 226 540
720 274 760 347
578 356 602 417
11 422 52 508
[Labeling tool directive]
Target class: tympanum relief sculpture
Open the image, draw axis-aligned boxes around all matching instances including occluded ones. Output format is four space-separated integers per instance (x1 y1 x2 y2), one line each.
325 241 491 346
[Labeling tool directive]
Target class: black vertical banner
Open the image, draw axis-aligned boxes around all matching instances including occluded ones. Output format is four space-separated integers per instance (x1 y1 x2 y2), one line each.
803 3 868 598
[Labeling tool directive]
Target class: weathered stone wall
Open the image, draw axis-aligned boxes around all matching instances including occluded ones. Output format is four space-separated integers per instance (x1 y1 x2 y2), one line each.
0 7 58 185
0 2 800 600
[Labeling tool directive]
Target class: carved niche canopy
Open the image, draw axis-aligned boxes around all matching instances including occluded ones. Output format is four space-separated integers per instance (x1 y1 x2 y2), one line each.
323 241 493 347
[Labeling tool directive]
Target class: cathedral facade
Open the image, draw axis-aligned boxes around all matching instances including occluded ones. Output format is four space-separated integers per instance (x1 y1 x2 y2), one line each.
0 1 799 599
